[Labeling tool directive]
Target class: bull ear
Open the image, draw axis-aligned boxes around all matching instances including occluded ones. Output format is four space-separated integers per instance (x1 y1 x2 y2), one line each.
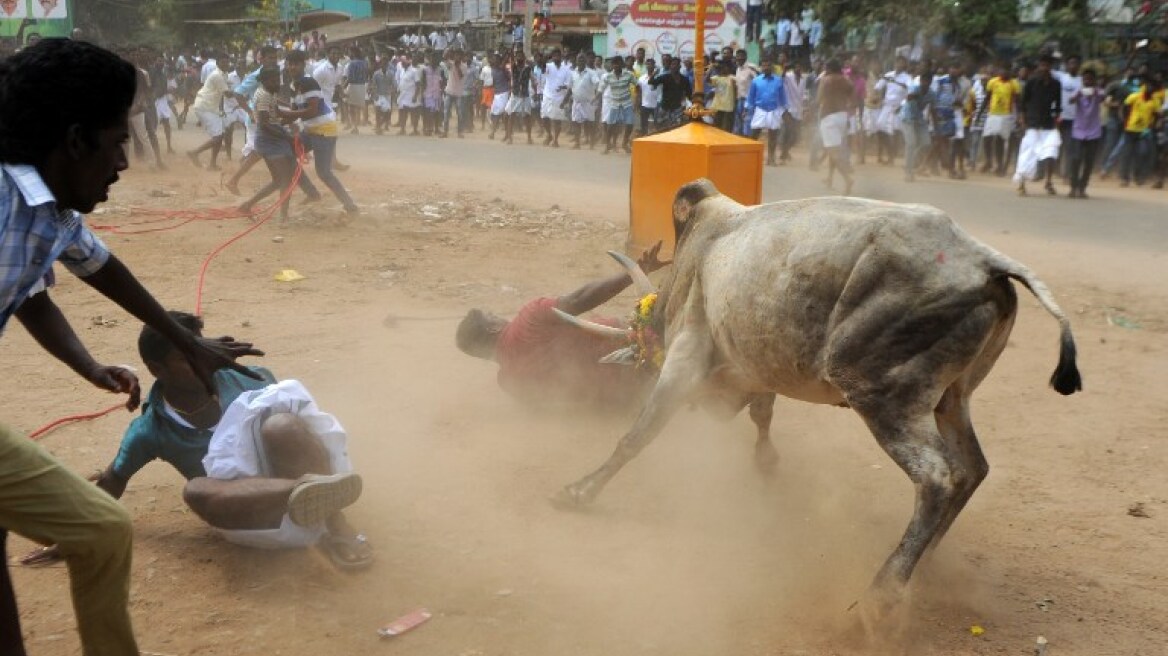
599 346 639 366
672 178 719 238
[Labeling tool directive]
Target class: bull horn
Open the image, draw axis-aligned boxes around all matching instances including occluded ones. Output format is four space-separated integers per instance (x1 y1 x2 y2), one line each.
607 250 656 297
552 308 631 339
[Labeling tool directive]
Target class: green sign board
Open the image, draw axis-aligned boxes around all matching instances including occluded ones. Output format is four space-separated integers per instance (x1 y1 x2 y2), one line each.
1 0 74 45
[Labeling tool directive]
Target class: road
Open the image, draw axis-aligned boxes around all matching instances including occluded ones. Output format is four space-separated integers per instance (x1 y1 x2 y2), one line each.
333 125 1168 255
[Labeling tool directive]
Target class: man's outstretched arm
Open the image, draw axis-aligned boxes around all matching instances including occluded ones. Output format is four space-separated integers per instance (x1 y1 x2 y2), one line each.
80 254 264 393
15 290 141 410
556 241 667 316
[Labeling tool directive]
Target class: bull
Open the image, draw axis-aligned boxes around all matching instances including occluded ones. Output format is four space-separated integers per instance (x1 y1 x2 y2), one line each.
555 179 1082 614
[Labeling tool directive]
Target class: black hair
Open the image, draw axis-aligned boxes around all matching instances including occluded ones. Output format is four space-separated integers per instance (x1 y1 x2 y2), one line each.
285 49 307 64
260 45 278 58
138 311 203 365
826 59 842 73
0 39 136 166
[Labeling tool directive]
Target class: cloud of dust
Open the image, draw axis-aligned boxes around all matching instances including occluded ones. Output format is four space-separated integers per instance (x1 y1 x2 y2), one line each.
307 310 995 656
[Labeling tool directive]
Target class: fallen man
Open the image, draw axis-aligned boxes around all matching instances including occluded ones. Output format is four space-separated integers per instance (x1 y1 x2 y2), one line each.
23 312 372 570
455 242 668 410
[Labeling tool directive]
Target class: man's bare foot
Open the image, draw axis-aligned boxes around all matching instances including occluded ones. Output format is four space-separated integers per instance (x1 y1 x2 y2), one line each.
225 179 241 196
186 151 200 168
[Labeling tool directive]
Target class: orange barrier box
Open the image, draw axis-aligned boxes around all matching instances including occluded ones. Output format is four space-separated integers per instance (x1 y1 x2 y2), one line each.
628 122 763 259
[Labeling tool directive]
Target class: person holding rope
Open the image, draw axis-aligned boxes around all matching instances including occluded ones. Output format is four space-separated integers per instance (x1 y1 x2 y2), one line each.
0 39 263 656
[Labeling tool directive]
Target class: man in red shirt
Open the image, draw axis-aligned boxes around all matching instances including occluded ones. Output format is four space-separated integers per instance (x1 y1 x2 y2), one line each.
457 243 666 409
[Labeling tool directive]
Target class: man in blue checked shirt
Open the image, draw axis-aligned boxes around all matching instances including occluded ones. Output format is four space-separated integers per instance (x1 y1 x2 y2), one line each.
746 56 789 166
0 39 263 656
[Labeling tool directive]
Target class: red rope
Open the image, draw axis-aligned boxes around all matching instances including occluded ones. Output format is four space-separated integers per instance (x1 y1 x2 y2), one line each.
28 137 308 440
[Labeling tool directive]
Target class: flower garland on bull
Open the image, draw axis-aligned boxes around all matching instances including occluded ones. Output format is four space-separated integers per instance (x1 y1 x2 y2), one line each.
630 292 665 371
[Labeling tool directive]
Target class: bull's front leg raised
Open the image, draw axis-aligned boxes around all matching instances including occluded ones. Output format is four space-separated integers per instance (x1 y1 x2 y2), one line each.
555 329 713 507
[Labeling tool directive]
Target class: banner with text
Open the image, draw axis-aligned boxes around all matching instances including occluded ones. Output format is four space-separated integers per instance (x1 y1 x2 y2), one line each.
606 0 745 60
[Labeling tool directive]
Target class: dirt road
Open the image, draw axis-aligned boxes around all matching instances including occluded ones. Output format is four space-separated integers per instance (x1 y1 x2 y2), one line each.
3 126 1166 656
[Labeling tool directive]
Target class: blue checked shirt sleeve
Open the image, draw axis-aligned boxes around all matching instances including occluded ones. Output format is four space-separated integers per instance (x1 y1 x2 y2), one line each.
56 218 111 277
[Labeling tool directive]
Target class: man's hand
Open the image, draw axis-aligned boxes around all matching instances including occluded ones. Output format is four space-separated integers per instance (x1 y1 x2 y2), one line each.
86 365 141 411
636 240 670 274
180 336 265 396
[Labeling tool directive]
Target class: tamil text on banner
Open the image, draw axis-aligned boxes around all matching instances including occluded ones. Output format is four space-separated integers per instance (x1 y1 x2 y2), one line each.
607 0 745 59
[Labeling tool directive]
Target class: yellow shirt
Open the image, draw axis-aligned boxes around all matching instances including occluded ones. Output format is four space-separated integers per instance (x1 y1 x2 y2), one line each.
710 75 735 112
1124 91 1162 132
985 77 1020 116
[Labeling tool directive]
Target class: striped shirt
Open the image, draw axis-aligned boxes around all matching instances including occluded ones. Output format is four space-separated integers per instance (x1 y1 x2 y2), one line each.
601 70 635 109
0 164 110 334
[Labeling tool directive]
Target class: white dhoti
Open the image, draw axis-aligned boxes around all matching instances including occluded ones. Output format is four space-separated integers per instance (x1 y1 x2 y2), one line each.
750 107 783 131
819 111 849 148
154 97 173 121
982 113 1014 139
375 95 392 112
241 114 258 158
202 380 353 549
1012 128 1062 183
862 107 879 134
195 110 225 138
490 91 510 115
876 103 902 134
541 95 567 120
571 99 596 122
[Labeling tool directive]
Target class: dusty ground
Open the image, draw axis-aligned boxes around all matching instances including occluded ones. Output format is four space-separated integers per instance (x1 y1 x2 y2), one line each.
3 124 1166 656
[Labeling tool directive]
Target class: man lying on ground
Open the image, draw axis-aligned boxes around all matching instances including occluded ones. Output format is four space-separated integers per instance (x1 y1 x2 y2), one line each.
456 241 667 409
23 312 372 571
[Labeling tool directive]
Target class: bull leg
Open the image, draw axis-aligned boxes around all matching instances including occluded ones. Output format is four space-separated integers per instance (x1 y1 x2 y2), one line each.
748 393 778 476
854 410 966 613
555 330 713 507
928 387 989 551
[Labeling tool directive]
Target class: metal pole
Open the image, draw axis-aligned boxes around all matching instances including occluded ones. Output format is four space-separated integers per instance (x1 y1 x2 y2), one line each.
692 0 705 105
523 0 533 56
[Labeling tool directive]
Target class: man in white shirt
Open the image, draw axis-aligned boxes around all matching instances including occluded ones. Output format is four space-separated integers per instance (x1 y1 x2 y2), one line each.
396 52 422 135
774 15 792 53
636 59 661 135
873 55 912 166
1054 54 1082 179
312 46 343 112
408 32 422 49
540 48 572 147
187 55 231 170
568 53 600 148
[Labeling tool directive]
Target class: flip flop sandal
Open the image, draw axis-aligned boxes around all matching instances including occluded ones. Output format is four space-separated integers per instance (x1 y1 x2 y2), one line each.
320 533 374 571
287 473 363 527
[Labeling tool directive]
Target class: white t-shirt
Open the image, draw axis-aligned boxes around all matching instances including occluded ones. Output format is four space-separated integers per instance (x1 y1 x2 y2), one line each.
877 70 912 108
193 69 229 113
479 65 493 88
397 65 420 98
638 73 661 108
1054 71 1082 121
313 60 343 102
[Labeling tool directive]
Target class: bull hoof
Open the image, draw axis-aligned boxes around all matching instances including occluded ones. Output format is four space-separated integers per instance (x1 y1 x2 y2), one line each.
843 584 910 646
754 440 780 477
550 482 596 511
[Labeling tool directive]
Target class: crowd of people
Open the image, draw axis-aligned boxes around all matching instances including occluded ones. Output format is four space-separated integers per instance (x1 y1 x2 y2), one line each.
89 31 1166 212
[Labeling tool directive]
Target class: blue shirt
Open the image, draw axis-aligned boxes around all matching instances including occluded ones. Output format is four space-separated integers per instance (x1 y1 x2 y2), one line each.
900 83 935 124
234 66 262 103
0 164 110 334
746 73 788 112
111 366 277 481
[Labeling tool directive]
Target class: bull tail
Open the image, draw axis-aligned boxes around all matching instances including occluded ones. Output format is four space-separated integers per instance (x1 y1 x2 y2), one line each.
985 250 1082 396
